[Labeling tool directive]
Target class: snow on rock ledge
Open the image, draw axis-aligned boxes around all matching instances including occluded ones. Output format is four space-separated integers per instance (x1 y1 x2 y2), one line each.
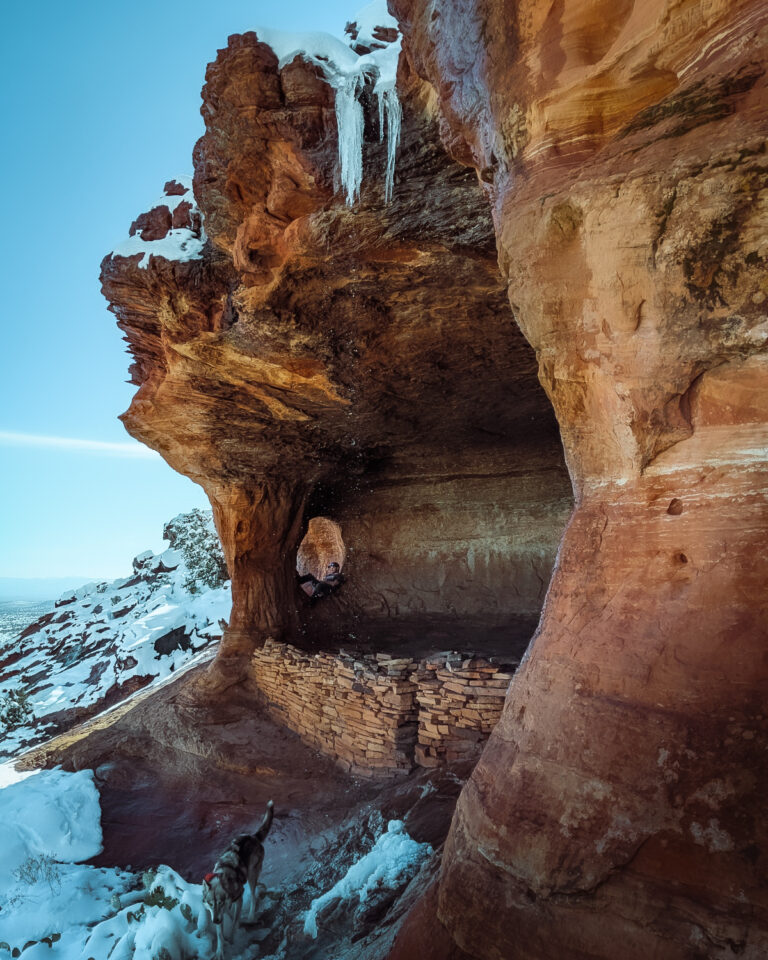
255 0 402 204
110 176 206 268
303 819 432 939
0 510 230 760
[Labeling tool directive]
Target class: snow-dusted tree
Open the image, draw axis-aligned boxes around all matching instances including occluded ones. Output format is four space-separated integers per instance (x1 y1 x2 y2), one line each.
163 509 228 593
0 687 33 732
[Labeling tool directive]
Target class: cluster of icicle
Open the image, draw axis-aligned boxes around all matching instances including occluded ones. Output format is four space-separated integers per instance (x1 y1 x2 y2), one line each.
332 70 402 205
253 1 402 207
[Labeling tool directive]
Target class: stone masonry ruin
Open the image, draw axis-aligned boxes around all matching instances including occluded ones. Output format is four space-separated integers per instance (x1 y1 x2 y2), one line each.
251 639 516 776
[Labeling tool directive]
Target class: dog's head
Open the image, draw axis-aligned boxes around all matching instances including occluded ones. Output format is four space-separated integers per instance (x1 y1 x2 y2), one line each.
202 872 227 925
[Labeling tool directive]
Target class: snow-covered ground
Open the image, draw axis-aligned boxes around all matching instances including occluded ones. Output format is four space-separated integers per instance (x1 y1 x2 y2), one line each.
0 768 213 959
0 767 433 960
303 820 431 940
0 601 52 644
0 511 230 760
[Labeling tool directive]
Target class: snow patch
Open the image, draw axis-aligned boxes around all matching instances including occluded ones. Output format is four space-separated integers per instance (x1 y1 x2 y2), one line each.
0 770 215 960
302 819 431 939
689 818 735 852
347 0 398 50
111 175 206 269
0 770 102 889
0 511 230 760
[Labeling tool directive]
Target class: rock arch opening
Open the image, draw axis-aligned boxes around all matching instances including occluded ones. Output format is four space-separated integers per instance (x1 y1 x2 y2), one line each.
296 516 347 580
293 343 574 665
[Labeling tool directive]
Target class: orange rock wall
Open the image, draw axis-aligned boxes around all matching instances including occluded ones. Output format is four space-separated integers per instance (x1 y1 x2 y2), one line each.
311 445 572 630
101 30 572 675
390 0 768 955
101 2 768 953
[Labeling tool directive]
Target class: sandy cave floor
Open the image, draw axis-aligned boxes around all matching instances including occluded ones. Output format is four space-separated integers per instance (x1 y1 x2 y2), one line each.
295 609 535 666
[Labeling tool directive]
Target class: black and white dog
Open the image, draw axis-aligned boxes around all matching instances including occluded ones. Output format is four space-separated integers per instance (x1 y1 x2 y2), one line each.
203 800 274 959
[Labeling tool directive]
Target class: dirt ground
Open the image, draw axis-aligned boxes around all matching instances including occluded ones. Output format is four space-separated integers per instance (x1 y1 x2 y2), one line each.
296 610 534 665
18 665 470 885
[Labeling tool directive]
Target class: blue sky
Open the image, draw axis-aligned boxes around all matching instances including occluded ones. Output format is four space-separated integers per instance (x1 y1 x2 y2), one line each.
0 0 356 580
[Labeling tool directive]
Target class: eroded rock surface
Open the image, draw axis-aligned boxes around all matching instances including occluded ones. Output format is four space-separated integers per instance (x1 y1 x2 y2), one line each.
390 0 768 956
100 0 767 956
101 21 571 679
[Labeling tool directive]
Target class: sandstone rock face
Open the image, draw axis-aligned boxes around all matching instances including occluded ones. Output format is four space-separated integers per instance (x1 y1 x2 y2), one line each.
101 0 767 953
390 0 768 955
101 24 571 678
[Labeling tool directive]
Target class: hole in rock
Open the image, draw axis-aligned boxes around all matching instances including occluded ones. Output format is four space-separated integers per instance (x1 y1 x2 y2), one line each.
667 498 684 515
676 552 689 564
296 517 347 597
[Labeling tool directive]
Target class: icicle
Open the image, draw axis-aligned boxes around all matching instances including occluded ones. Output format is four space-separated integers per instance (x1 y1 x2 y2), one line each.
334 73 365 205
318 39 402 206
379 87 402 204
378 90 385 143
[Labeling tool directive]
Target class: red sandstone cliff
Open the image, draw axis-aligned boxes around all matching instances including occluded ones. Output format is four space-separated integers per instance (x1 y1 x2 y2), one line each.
101 1 768 957
101 23 571 684
387 0 768 957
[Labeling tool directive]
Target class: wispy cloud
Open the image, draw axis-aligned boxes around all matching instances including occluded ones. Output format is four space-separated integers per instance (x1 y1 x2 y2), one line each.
0 430 158 458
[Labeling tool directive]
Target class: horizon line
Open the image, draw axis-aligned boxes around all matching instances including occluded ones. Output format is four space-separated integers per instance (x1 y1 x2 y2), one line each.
0 430 158 458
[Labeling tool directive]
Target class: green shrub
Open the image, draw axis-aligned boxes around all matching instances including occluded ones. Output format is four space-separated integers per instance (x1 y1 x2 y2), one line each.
0 688 33 732
163 509 228 593
144 886 179 911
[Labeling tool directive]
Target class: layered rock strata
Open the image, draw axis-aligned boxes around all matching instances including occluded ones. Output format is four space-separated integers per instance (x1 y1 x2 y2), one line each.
101 19 571 680
100 0 768 954
389 0 768 956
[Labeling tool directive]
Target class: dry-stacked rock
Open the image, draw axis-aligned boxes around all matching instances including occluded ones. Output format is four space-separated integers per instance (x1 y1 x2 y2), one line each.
250 642 515 777
251 641 419 776
414 655 513 766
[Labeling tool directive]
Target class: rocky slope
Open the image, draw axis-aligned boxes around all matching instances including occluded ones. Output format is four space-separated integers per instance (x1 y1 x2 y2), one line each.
0 510 229 758
99 0 767 958
9 654 476 960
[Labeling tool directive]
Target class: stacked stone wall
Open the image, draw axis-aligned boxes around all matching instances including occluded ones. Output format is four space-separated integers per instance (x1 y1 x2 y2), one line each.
414 656 514 767
251 640 516 777
250 640 418 776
